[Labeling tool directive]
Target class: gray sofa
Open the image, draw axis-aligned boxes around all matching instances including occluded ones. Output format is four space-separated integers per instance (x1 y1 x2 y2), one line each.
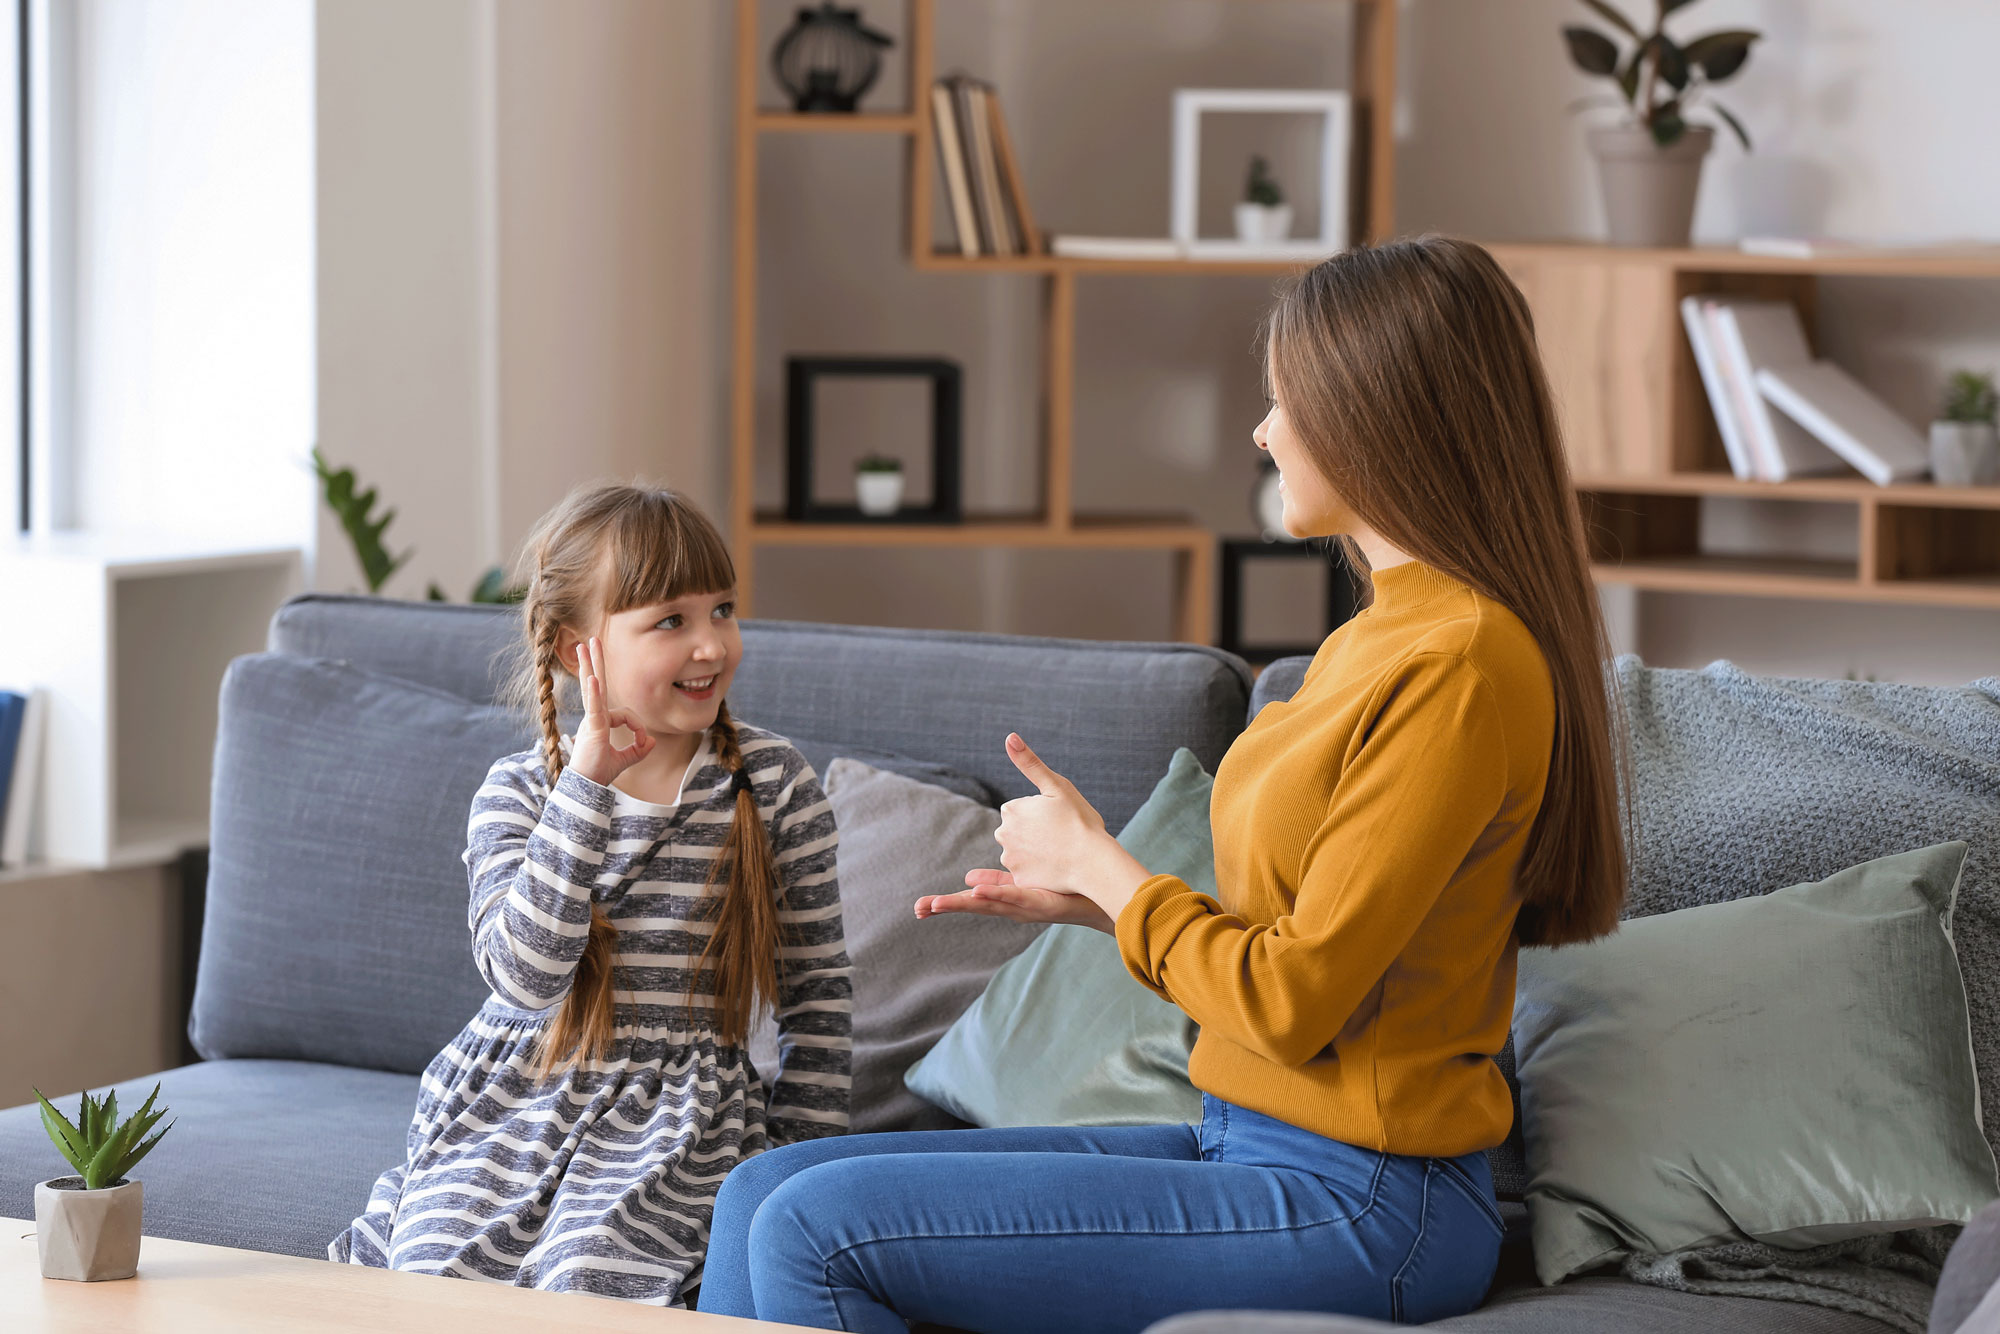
2 592 1995 1333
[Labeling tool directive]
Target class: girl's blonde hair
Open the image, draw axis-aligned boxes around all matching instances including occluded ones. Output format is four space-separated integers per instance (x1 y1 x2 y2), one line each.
496 482 780 1075
1262 235 1629 947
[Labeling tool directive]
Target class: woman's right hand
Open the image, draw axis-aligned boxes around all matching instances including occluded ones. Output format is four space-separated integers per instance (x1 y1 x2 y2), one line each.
567 635 655 787
916 869 1116 934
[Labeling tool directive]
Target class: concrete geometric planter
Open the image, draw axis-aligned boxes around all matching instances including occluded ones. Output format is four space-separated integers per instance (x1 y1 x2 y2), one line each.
35 1177 143 1281
1930 420 2000 487
1586 124 1715 248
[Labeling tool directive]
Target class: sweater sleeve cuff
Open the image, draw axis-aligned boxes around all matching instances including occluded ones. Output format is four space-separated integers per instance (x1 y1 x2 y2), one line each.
1115 873 1217 1000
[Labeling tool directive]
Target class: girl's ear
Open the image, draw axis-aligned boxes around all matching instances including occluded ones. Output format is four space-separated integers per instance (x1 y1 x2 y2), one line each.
552 627 582 675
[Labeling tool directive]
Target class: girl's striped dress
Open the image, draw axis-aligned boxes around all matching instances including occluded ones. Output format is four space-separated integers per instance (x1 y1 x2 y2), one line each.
329 721 852 1305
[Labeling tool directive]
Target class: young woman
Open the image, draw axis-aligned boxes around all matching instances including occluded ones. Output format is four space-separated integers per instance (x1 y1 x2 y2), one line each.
331 484 852 1306
698 235 1628 1332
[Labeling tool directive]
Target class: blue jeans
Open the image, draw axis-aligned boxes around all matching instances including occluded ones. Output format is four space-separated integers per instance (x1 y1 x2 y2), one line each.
699 1094 1503 1332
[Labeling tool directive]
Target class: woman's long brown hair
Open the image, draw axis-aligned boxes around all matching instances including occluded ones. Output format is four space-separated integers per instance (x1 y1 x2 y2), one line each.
1264 235 1628 946
497 483 781 1076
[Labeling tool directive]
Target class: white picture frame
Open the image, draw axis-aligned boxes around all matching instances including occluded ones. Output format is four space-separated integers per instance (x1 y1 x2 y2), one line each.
1170 89 1351 261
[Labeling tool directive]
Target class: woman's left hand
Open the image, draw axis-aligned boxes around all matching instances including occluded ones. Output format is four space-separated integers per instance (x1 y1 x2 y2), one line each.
977 733 1154 921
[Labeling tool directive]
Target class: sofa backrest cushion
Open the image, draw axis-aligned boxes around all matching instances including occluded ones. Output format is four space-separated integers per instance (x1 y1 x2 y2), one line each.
191 653 529 1072
269 595 1252 833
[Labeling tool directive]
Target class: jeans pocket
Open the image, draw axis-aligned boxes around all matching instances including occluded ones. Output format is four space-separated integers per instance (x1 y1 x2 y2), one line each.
1431 1156 1506 1237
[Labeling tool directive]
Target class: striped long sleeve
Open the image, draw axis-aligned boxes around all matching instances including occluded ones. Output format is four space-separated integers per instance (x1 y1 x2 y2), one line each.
462 757 615 1011
758 749 853 1145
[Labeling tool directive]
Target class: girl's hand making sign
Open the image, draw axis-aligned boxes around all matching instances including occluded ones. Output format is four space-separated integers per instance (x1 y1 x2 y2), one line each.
569 635 657 787
915 733 1154 933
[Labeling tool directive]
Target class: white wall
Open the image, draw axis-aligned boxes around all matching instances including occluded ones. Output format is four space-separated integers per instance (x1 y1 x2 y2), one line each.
66 0 315 549
314 0 729 602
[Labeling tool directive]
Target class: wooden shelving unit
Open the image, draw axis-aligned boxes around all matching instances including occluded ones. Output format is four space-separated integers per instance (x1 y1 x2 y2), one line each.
730 4 2000 637
1493 241 2000 612
728 0 1398 644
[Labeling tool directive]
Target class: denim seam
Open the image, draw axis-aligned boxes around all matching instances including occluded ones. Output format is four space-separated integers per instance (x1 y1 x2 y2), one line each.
1432 1156 1505 1236
818 1208 1371 1261
1388 1160 1435 1323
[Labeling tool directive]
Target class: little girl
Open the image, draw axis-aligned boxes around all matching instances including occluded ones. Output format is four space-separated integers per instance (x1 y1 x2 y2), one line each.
331 482 852 1307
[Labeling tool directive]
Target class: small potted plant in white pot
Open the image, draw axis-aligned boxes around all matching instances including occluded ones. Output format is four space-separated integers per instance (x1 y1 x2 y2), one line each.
34 1083 174 1281
855 454 905 517
1932 370 2000 487
1234 156 1291 244
1562 0 1760 247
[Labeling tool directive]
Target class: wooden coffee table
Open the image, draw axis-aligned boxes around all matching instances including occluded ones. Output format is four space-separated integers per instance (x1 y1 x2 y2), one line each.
2 1219 813 1332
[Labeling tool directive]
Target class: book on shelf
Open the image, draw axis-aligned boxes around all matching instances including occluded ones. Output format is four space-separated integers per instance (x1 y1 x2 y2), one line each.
930 82 979 259
0 687 46 868
1699 297 1847 481
958 78 1012 255
932 74 1040 259
1050 236 1185 260
1755 363 1931 487
1680 297 1757 480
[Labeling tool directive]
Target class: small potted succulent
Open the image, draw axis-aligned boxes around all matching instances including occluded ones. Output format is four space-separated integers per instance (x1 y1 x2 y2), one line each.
1932 370 2000 487
855 454 905 516
1234 156 1292 244
1561 0 1759 247
34 1083 174 1281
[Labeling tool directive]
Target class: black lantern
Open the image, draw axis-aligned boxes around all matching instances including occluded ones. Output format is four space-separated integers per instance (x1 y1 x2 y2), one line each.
772 4 894 114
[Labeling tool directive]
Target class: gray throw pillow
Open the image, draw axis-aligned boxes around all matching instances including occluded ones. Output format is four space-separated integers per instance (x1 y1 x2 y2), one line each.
1515 841 2000 1285
747 758 1042 1132
785 733 997 806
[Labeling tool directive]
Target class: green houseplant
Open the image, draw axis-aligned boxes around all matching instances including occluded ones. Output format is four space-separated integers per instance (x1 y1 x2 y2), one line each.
312 447 526 603
855 453 905 518
1235 156 1292 244
1561 0 1760 247
33 1083 174 1281
1931 370 2000 487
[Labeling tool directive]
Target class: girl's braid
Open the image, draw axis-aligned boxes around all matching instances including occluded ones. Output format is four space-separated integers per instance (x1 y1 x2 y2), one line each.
531 606 567 781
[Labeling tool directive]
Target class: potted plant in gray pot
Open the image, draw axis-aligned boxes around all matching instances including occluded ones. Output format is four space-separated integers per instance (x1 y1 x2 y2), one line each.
1932 370 2000 487
33 1083 174 1281
1562 0 1759 247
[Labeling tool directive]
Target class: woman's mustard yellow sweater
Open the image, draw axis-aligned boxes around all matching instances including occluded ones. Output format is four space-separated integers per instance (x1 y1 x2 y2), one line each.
1117 560 1555 1158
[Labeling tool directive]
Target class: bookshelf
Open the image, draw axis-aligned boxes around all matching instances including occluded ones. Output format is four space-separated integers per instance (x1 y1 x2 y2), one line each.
730 4 2000 637
728 0 1399 643
1491 241 2000 611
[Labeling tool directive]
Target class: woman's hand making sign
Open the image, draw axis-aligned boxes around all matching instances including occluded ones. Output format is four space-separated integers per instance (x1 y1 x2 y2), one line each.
915 733 1155 934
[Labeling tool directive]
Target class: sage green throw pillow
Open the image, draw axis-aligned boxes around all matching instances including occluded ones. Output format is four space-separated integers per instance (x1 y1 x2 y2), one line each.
1515 841 1999 1285
903 748 1210 1127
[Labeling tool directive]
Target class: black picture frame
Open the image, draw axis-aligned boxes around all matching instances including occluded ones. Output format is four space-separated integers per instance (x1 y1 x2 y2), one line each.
785 356 963 523
1217 537 1358 662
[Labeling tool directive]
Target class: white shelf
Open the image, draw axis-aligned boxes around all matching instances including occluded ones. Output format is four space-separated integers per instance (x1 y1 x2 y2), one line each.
0 537 303 868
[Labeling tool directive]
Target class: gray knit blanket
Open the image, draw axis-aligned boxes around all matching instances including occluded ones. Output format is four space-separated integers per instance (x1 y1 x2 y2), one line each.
1607 658 2000 1330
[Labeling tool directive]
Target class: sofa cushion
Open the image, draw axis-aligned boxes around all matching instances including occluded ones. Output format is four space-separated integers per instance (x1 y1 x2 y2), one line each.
0 1060 417 1258
192 653 529 1072
748 758 1045 1133
905 747 1211 1127
1515 842 1996 1284
269 596 1252 833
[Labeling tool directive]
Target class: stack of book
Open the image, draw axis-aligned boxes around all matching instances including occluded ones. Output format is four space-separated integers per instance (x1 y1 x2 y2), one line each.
931 73 1040 258
1681 296 1931 486
0 687 46 868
